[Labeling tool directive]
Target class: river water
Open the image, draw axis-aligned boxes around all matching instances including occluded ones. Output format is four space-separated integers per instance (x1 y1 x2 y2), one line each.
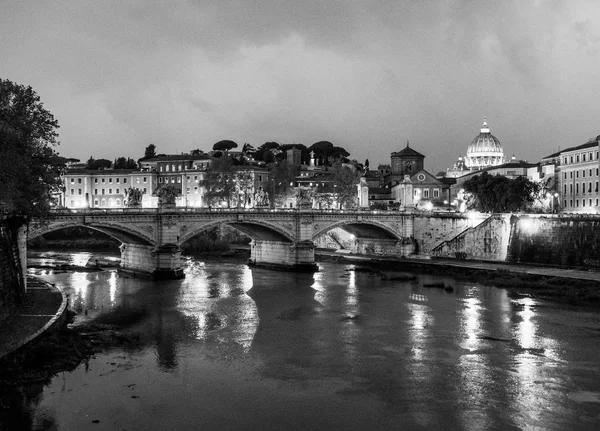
8 251 600 430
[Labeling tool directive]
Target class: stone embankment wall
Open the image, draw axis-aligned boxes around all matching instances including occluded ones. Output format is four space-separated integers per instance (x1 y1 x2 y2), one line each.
429 214 511 261
413 212 490 254
507 215 600 268
0 216 27 321
427 213 600 268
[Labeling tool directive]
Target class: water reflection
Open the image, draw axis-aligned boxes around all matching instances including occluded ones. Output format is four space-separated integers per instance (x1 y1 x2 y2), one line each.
8 253 600 431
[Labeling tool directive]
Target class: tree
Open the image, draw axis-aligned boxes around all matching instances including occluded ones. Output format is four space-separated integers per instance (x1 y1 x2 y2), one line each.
0 79 65 220
462 171 540 213
113 157 137 169
269 160 300 207
254 141 281 163
86 157 111 170
331 160 361 209
213 140 238 152
308 141 350 167
144 144 156 159
201 156 237 208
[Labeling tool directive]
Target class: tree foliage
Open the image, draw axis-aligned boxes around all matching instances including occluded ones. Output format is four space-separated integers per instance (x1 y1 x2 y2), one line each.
330 160 361 209
144 144 156 159
113 157 137 169
201 156 237 208
213 140 238 152
462 172 540 213
308 141 350 167
86 157 112 170
0 79 65 220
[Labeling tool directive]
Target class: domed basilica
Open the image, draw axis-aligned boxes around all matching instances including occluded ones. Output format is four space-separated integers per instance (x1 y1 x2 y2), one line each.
445 119 506 178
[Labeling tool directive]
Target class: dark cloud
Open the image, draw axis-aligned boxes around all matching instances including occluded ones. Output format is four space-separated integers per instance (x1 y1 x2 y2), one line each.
1 0 599 172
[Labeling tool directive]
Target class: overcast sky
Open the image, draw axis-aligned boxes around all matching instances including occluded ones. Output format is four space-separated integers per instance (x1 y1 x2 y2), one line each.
2 0 599 173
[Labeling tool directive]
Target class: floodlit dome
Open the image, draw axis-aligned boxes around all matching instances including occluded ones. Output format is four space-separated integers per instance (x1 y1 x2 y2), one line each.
465 119 504 169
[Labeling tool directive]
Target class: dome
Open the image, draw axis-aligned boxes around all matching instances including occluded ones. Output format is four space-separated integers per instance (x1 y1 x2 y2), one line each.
465 119 504 169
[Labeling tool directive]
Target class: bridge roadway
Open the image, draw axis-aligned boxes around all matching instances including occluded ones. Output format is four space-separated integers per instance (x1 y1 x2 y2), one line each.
29 208 415 279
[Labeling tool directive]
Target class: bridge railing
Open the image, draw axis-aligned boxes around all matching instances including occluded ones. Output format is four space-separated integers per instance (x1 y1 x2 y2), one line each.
48 207 413 216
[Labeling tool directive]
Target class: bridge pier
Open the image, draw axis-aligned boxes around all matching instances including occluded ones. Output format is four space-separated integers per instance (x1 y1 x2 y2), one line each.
119 243 185 279
249 240 318 272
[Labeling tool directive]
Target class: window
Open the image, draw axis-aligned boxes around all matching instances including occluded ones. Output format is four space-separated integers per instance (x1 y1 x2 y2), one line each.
94 178 98 184
116 199 121 207
570 156 573 163
123 178 127 184
590 169 593 176
102 178 105 183
570 184 573 193
569 200 573 207
583 154 586 162
102 189 105 195
116 178 120 183
136 177 140 184
116 189 120 194
576 184 579 194
589 182 593 193
94 199 99 206
171 177 175 183
258 175 263 181
78 178 82 184
159 177 163 183
143 177 147 183
194 176 198 181
109 178 113 183
78 189 82 195
570 172 573 179
596 181 599 192
101 199 106 207
564 173 567 179
577 155 580 163
109 188 113 194
564 185 567 194
143 188 147 193
177 177 181 183
583 170 586 178
433 189 440 198
423 189 430 198
186 187 190 193
166 165 170 172
590 199 592 207
160 166 164 172
70 188 74 195
94 189 98 195
70 178 74 184
178 165 182 171
576 199 579 207
576 171 579 178
70 200 74 206
564 157 568 164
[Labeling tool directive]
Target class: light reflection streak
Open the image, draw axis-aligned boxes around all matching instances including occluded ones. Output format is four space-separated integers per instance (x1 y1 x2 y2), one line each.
108 271 117 305
407 302 432 361
458 291 490 430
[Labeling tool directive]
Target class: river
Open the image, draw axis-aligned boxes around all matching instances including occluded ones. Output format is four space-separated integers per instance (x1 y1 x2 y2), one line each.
6 250 600 430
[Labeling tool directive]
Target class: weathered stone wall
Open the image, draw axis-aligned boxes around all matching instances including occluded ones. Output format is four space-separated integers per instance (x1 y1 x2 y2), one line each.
0 217 26 321
413 212 489 254
507 215 600 267
430 215 511 261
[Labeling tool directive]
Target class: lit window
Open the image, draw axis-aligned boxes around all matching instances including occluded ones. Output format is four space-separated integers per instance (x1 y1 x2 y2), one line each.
70 178 74 184
177 177 181 183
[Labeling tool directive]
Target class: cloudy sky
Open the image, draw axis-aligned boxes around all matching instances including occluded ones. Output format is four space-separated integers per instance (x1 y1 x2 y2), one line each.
2 0 599 173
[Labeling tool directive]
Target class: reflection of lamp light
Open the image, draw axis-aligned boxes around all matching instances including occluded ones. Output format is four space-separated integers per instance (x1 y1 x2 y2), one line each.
520 218 537 234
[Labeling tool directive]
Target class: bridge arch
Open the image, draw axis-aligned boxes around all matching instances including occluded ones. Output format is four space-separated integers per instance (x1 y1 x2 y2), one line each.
28 220 154 246
178 219 294 246
312 219 402 241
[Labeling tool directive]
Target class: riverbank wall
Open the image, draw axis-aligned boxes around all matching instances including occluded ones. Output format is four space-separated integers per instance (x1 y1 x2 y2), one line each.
428 213 600 269
0 216 27 322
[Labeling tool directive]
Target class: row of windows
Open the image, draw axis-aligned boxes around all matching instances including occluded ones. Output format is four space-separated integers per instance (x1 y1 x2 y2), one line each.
69 177 151 185
414 188 440 198
70 188 149 195
160 164 183 172
563 181 599 195
563 150 599 165
565 199 600 208
563 168 599 179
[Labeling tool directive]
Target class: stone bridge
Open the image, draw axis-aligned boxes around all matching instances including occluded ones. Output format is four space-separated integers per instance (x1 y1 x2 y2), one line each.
29 208 416 278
